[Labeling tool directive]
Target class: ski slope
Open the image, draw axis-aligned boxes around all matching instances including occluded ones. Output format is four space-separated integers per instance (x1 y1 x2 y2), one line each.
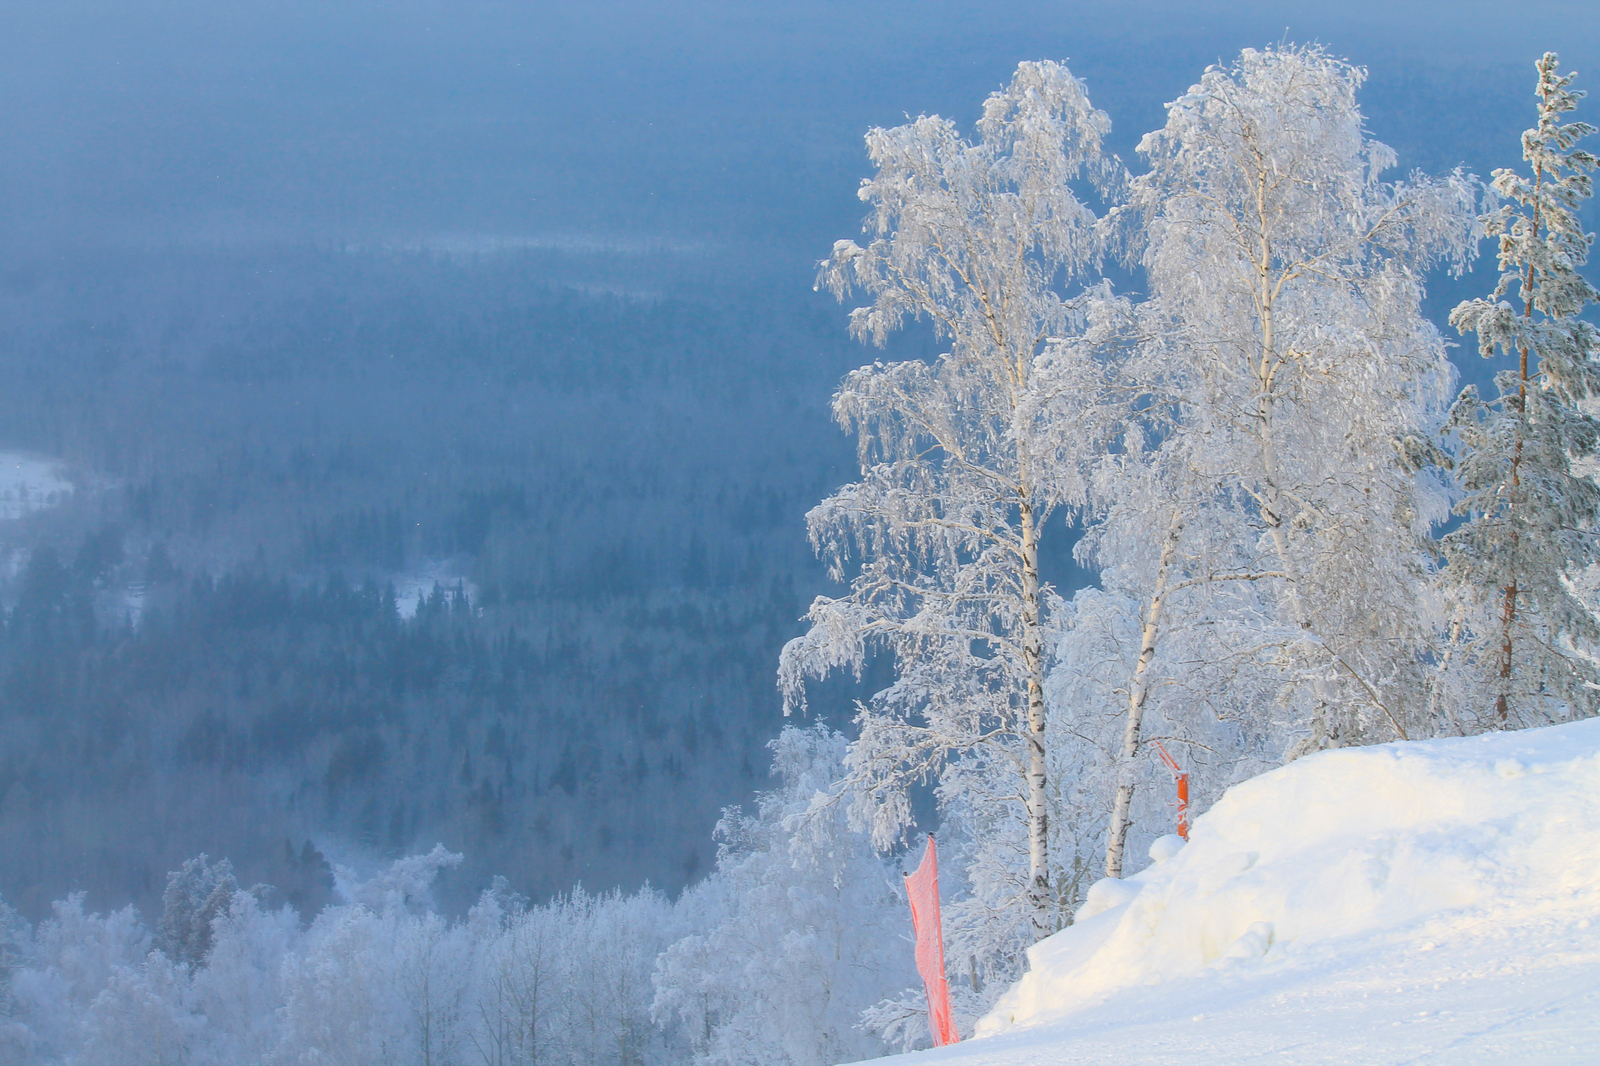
900 721 1600 1064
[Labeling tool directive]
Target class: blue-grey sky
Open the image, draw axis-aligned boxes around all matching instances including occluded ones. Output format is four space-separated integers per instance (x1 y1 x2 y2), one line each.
2 0 1595 258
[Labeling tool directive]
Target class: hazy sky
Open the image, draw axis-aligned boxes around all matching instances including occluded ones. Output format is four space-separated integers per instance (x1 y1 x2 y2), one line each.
0 1 1596 257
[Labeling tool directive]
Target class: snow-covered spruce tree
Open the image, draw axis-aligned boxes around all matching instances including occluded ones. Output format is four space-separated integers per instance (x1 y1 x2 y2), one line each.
1440 52 1600 730
155 854 238 968
1056 45 1478 879
652 725 914 1066
779 60 1127 941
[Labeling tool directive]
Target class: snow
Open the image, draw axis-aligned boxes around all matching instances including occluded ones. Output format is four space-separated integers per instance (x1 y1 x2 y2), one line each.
390 561 479 618
0 453 72 520
894 721 1600 1064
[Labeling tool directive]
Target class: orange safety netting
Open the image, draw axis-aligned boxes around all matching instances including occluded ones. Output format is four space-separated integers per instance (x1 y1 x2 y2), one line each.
904 834 959 1046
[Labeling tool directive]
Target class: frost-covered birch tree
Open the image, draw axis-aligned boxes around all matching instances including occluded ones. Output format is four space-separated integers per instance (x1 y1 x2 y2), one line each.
1060 450 1288 881
1054 45 1477 880
1120 44 1473 749
779 60 1126 939
1440 52 1600 729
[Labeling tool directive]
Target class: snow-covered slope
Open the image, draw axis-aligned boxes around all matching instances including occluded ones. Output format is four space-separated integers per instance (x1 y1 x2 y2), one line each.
901 721 1600 1064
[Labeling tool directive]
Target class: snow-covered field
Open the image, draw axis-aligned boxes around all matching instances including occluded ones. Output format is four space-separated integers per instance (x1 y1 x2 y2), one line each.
0 453 72 521
898 722 1600 1065
391 560 479 618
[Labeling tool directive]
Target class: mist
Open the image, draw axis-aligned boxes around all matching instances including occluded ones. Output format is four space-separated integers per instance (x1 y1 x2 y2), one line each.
3 1 1593 252
0 0 1596 922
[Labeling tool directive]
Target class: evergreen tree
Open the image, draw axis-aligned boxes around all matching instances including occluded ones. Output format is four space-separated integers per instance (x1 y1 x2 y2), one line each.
155 855 238 969
1442 52 1600 729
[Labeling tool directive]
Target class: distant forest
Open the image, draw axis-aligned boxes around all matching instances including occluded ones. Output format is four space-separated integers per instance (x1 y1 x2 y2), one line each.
0 244 970 919
0 56 1558 928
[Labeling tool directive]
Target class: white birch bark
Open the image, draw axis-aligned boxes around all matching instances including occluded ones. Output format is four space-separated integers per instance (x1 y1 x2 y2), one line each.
782 61 1127 942
1124 44 1475 756
1103 509 1182 879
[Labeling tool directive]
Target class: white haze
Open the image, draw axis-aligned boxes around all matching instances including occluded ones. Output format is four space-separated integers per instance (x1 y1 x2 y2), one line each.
0 1 1594 260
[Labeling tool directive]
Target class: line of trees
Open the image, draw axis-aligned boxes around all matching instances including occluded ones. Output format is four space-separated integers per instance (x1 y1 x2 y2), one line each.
0 725 915 1066
0 551 792 921
784 43 1598 995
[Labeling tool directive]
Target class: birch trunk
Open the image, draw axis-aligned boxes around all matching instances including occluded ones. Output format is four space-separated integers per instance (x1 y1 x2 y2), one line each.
1249 172 1341 750
1104 508 1184 879
1020 494 1052 938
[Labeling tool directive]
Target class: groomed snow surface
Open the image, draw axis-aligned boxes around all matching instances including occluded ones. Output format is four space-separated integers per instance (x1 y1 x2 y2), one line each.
905 721 1600 1065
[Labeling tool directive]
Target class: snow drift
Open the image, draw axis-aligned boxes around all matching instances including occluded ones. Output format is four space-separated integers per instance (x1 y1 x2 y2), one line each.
979 719 1600 1036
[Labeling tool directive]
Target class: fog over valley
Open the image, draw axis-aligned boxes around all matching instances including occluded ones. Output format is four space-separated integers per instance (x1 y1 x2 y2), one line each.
0 5 1599 1062
0 0 1594 920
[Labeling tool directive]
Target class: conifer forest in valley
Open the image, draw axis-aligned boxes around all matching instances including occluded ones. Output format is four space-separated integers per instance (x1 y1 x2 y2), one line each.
0 2 1597 1063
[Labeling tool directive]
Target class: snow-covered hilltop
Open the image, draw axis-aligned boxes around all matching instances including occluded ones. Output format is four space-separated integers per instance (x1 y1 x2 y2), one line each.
896 720 1600 1064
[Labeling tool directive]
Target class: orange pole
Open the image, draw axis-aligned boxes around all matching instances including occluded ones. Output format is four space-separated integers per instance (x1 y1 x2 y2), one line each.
1151 741 1189 840
1176 772 1189 840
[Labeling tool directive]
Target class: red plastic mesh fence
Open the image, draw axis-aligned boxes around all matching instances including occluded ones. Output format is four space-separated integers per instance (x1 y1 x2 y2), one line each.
904 834 959 1047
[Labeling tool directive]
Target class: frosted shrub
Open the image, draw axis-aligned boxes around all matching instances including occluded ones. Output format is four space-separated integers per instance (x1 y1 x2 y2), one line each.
654 725 915 1064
